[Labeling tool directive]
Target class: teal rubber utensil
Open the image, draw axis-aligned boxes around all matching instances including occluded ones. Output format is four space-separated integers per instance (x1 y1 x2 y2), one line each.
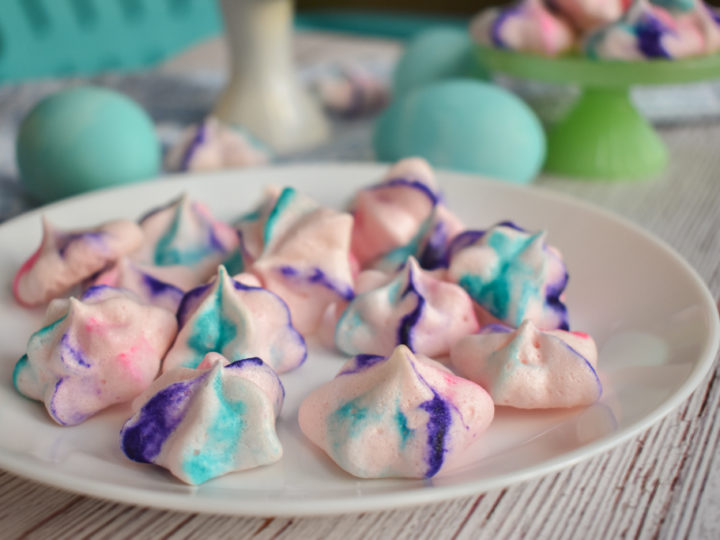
476 46 720 180
0 0 221 83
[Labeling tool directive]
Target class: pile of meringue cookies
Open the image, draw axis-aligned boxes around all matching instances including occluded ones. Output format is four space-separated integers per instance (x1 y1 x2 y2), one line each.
473 0 720 60
11 158 602 485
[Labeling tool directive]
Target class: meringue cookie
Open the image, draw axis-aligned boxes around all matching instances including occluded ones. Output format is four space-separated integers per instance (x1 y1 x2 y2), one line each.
585 0 720 59
471 0 576 57
299 345 494 479
235 186 355 335
350 157 463 271
335 257 479 357
133 195 239 287
451 321 601 409
550 0 632 31
121 352 283 485
91 257 185 313
163 266 306 374
447 222 569 330
13 286 177 425
165 117 269 173
13 217 143 307
313 65 389 118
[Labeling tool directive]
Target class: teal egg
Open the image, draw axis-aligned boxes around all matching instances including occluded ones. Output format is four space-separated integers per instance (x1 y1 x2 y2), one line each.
393 27 489 98
374 80 546 184
17 86 160 203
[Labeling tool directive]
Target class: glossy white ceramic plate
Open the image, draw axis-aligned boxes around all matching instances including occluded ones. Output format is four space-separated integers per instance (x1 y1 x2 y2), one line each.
0 164 717 517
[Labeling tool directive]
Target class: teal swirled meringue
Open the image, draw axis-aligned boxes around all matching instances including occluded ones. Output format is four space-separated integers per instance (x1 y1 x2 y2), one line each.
299 345 494 479
335 257 479 358
162 266 306 374
447 222 569 331
122 352 283 485
233 186 355 335
133 194 239 289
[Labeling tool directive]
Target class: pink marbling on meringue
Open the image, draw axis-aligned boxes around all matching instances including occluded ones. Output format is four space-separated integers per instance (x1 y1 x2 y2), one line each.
13 218 143 307
299 345 494 479
13 287 177 425
450 320 601 409
350 158 463 271
236 186 355 336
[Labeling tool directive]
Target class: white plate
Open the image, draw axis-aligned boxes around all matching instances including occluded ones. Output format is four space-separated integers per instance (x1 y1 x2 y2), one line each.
0 164 717 516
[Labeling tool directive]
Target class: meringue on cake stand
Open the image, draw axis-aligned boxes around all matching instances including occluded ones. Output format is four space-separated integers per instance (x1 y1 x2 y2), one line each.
476 45 720 180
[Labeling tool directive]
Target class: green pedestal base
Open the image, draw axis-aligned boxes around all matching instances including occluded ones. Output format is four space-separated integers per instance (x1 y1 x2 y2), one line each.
544 88 667 180
475 47 720 181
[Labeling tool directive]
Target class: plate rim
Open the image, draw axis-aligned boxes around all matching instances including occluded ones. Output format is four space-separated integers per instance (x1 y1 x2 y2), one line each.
0 163 718 517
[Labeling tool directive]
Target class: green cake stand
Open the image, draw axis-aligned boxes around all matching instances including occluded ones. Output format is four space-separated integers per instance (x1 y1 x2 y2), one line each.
477 46 720 180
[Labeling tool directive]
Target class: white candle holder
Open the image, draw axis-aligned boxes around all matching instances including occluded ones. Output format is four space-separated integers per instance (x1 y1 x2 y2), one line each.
213 0 329 154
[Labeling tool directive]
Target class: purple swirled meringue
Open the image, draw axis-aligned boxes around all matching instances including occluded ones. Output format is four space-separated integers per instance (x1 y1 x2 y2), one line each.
585 0 720 59
162 266 306 374
91 257 185 313
121 352 283 485
471 0 576 57
447 221 569 330
299 345 494 479
133 195 239 288
13 217 143 307
13 286 177 425
350 157 464 272
165 116 270 173
451 320 601 409
335 257 479 358
233 186 355 335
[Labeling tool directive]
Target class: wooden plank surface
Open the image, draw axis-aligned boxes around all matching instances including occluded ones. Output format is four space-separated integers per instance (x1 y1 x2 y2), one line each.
1 35 719 540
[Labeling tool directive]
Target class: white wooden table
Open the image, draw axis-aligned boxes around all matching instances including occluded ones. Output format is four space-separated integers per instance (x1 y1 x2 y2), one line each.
1 34 719 539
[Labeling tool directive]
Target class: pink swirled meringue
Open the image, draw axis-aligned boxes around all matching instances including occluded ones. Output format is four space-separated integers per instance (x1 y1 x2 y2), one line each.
234 186 355 335
12 286 177 425
13 218 143 307
299 345 494 479
165 117 269 173
471 0 576 57
121 352 283 485
447 222 569 331
133 195 239 288
91 257 185 313
162 266 306 374
550 0 632 31
585 0 720 59
313 65 389 118
350 157 464 272
451 320 601 409
335 257 479 357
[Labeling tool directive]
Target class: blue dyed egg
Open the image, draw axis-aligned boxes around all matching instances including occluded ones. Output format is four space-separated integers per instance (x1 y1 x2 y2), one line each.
374 80 546 184
393 27 489 98
17 86 160 203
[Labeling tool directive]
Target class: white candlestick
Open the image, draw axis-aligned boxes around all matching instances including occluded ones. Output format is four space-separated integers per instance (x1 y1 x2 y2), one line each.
213 0 329 154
